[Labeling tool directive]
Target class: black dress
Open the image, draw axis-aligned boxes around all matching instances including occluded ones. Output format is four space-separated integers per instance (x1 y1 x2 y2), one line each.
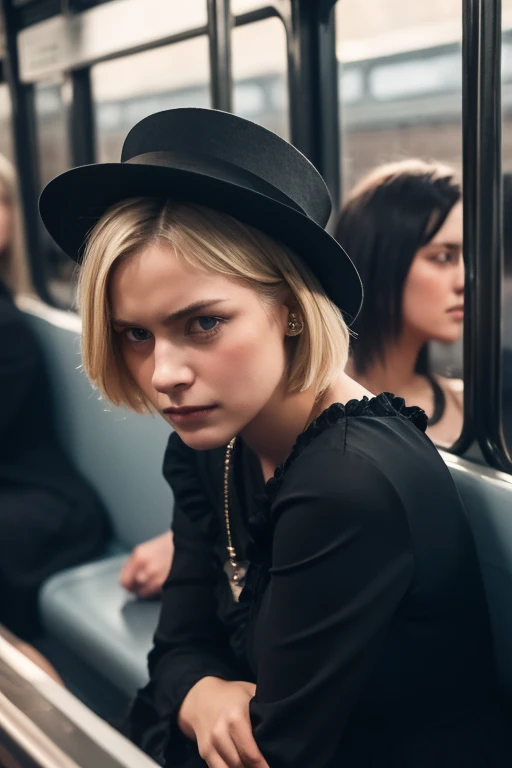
128 394 512 767
0 281 109 638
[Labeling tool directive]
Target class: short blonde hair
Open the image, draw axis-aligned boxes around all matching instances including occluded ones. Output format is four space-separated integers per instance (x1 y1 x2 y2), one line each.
78 200 349 412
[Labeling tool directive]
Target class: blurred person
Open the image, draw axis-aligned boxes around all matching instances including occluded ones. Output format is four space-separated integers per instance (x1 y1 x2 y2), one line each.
0 154 109 639
120 531 174 598
335 160 464 448
39 109 512 768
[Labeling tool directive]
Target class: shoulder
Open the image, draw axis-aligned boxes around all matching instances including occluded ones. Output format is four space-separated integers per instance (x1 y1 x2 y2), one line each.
271 422 408 531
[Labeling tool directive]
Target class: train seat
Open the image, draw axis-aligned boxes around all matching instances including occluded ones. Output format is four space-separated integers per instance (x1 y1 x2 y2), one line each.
445 454 512 697
18 296 172 697
17 298 512 705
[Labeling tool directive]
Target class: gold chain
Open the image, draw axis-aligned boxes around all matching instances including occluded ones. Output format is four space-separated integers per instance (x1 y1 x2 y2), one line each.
223 437 248 602
223 437 237 563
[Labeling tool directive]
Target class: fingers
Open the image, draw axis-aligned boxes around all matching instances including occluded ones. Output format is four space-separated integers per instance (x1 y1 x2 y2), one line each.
200 713 268 768
230 720 269 768
119 554 138 590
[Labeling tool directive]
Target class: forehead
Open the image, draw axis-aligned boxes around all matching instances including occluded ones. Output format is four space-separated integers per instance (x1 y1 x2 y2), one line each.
430 201 463 245
108 241 252 318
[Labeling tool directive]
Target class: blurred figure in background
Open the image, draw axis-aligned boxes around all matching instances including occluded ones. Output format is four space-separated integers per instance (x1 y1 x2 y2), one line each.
335 160 464 448
0 154 109 639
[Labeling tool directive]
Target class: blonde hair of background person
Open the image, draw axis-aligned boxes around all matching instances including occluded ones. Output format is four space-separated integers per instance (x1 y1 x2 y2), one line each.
335 159 464 448
79 200 350 412
0 153 31 296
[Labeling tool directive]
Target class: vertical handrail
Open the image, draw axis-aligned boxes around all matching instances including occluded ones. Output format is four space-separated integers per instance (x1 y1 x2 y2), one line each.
207 0 233 112
462 0 510 469
69 67 96 167
284 0 340 209
0 0 53 304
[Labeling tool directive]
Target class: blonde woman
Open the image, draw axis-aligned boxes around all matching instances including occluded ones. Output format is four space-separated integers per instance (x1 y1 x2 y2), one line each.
40 110 511 768
0 154 109 639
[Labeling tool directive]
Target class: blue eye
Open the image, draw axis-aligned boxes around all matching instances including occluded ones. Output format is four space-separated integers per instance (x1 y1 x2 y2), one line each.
197 316 219 331
125 328 152 343
187 315 224 338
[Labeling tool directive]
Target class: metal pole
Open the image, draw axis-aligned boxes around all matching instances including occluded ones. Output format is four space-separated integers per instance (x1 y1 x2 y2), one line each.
284 0 340 210
69 68 96 167
207 0 233 111
0 0 52 304
462 0 508 467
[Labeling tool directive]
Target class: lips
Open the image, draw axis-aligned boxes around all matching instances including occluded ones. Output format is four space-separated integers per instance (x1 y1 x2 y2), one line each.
163 405 216 415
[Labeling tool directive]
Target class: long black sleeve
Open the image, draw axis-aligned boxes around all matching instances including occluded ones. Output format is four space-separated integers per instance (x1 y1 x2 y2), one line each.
250 448 414 768
128 432 241 764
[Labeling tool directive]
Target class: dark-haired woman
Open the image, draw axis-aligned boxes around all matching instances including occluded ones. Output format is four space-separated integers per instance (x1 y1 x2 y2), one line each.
335 160 464 447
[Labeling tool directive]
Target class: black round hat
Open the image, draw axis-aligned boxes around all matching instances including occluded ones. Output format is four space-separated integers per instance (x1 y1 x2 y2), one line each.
39 108 362 323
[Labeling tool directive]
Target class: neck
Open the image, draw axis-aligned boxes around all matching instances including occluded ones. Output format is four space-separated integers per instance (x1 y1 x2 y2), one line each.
239 372 373 482
240 384 319 480
354 331 425 395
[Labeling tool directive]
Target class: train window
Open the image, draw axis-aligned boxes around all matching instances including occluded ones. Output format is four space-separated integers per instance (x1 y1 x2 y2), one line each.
0 86 13 162
92 36 210 163
34 79 75 305
35 79 72 189
232 17 289 139
501 0 512 456
336 0 464 450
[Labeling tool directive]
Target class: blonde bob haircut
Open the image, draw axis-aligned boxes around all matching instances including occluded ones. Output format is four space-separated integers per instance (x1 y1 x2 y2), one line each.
78 199 350 413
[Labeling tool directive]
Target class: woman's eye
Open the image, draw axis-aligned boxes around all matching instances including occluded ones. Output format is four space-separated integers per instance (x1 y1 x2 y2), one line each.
125 327 152 343
188 316 223 335
433 251 452 264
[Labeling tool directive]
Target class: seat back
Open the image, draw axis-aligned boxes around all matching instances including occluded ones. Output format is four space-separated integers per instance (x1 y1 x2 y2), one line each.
444 452 512 697
19 296 173 550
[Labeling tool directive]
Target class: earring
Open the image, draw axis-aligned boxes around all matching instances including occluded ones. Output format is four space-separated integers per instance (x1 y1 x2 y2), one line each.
287 312 304 336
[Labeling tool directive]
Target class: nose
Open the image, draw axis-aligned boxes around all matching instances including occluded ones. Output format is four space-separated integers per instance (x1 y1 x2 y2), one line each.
151 339 194 395
454 254 465 294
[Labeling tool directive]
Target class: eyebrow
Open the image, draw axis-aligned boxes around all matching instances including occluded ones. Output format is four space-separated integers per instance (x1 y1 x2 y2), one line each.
112 299 228 327
428 241 461 250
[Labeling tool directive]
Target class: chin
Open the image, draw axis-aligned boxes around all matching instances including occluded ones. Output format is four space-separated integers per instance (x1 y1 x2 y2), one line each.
173 427 236 452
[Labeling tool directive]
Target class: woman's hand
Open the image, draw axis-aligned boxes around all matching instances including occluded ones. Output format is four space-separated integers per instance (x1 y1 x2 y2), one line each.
178 676 269 768
119 531 174 598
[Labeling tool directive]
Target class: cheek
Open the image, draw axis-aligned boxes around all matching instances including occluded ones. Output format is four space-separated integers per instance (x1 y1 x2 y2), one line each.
120 347 155 394
211 324 287 387
402 268 446 325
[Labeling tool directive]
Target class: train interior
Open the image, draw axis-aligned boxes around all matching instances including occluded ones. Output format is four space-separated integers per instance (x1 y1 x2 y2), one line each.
1 0 512 763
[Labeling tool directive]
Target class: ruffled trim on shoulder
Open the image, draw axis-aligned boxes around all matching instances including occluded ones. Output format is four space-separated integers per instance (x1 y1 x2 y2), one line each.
239 393 426 606
265 392 427 504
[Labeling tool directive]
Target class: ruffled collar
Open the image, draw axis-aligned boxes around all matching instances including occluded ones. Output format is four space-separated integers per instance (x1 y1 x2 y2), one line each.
265 392 427 503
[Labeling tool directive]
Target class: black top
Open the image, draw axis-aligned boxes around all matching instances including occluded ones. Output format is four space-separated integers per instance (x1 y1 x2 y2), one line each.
129 394 511 768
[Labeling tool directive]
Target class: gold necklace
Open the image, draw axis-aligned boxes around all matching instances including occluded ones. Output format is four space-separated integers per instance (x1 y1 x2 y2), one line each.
223 438 249 602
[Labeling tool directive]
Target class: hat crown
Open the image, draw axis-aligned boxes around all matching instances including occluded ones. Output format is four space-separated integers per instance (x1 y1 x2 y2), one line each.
121 108 332 228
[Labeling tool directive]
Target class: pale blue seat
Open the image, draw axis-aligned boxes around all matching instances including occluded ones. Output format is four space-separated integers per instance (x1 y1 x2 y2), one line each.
444 453 512 697
19 297 172 697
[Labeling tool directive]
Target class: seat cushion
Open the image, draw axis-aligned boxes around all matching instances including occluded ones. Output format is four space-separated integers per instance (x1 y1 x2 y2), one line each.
445 454 512 697
40 555 161 696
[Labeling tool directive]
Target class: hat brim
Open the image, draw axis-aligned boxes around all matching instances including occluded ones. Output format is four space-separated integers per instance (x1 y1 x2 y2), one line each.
39 162 362 324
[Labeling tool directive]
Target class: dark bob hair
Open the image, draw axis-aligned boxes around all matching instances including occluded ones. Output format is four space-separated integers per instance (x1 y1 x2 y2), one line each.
335 160 461 375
